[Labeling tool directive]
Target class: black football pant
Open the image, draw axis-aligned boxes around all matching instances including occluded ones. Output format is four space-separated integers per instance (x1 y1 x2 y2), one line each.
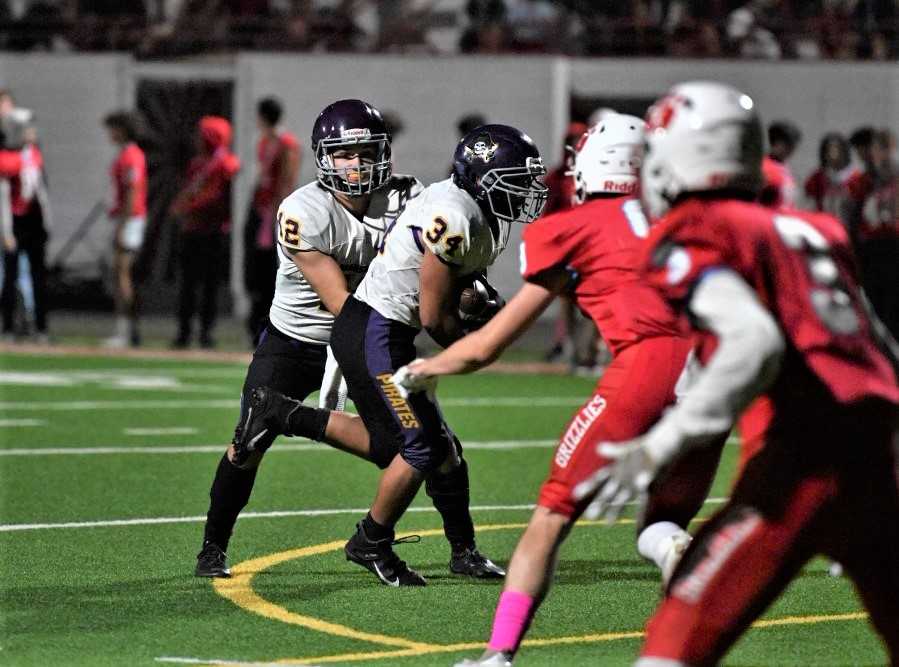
330 297 476 551
2 208 48 334
176 231 224 342
202 322 327 551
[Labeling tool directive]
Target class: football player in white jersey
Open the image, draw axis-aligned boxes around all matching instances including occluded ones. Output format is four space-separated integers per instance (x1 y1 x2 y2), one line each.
195 99 423 577
233 124 549 586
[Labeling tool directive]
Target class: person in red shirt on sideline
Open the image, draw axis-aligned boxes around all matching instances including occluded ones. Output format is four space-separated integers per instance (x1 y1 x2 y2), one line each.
759 120 801 209
846 128 899 339
394 115 725 667
169 115 240 349
103 111 147 347
0 130 25 342
804 132 856 221
244 97 300 343
577 81 899 667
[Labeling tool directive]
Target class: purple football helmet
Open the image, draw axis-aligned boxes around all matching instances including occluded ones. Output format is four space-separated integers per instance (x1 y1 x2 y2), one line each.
452 124 548 224
311 99 392 195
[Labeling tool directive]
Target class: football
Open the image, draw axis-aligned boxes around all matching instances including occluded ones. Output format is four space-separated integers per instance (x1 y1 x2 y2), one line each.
459 285 488 316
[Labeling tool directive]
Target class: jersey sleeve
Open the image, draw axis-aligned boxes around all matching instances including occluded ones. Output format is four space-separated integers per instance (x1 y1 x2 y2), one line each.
276 194 330 253
419 204 472 266
642 219 734 305
519 216 571 280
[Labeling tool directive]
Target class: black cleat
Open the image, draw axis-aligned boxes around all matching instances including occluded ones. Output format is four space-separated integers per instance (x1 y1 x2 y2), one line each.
450 547 505 579
231 386 302 468
195 542 231 578
344 522 427 587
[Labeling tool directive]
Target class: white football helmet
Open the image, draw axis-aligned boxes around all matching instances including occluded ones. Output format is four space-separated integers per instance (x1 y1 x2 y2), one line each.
641 81 764 219
572 113 644 202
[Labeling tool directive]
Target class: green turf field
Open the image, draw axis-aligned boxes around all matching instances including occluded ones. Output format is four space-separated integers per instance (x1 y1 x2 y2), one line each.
0 351 888 666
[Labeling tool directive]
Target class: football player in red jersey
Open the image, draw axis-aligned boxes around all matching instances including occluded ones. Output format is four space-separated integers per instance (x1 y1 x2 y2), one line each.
576 81 899 667
394 114 725 667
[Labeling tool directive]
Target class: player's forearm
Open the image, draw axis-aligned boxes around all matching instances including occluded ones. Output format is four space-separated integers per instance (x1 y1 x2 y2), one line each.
424 312 466 349
643 269 785 464
122 186 135 218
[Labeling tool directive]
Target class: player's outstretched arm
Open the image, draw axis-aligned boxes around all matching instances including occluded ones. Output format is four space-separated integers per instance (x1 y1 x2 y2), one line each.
400 267 568 382
575 268 786 522
290 249 351 316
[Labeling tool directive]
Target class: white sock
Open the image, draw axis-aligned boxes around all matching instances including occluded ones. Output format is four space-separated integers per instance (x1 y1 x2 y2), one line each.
637 521 687 568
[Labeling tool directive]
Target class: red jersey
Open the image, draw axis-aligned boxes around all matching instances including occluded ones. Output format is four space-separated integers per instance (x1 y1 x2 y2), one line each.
847 169 899 240
109 142 147 217
520 196 683 357
759 156 797 209
804 166 856 218
253 131 299 247
0 149 22 178
642 198 899 407
10 143 44 216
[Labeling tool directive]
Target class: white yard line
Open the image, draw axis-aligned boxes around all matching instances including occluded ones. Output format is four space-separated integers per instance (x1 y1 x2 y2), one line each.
156 657 311 667
0 396 584 412
0 439 558 457
0 498 730 533
124 427 199 436
0 418 45 427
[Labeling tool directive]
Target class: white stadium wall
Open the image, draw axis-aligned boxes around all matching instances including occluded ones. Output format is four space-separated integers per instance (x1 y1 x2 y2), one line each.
1 54 896 312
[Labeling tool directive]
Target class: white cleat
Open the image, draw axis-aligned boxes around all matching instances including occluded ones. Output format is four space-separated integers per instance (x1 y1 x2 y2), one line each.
659 532 692 588
453 650 514 666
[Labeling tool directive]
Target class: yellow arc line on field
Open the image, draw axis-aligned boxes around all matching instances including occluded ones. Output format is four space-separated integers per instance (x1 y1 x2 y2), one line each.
212 521 623 651
211 520 865 667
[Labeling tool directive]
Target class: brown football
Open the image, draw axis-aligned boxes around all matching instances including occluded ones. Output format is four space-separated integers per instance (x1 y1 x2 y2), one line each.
459 286 487 315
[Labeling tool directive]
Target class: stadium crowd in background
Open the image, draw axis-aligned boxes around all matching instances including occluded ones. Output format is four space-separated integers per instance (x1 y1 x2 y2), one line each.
0 1 895 60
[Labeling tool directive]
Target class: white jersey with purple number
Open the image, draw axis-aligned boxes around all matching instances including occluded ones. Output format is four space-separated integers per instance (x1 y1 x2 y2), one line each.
354 178 511 328
269 175 422 344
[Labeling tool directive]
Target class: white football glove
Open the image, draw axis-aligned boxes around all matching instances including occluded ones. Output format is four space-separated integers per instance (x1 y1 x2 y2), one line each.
391 361 437 399
573 437 660 524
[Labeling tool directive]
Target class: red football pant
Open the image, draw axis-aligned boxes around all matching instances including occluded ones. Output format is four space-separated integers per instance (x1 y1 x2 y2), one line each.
641 402 899 666
538 336 719 523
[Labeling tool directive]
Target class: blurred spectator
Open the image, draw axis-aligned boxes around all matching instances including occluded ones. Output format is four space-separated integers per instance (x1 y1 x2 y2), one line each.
803 132 856 221
726 0 784 59
457 113 486 138
506 0 562 52
847 128 899 337
760 120 801 209
169 116 240 349
460 0 508 52
103 111 147 348
244 97 299 343
0 92 51 344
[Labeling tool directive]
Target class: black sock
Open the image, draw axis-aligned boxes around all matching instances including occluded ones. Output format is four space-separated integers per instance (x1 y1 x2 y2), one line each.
426 458 475 552
202 454 259 552
362 512 394 542
284 401 330 440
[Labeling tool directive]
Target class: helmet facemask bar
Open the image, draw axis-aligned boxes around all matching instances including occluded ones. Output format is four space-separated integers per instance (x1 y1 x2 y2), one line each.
316 134 392 195
481 157 549 224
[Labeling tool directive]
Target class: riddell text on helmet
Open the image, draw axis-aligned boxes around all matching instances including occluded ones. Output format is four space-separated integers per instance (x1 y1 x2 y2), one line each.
605 180 637 193
554 395 607 467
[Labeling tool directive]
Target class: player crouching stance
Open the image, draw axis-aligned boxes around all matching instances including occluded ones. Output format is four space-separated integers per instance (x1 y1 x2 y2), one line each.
233 124 547 586
195 99 423 577
577 82 899 666
394 115 725 666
